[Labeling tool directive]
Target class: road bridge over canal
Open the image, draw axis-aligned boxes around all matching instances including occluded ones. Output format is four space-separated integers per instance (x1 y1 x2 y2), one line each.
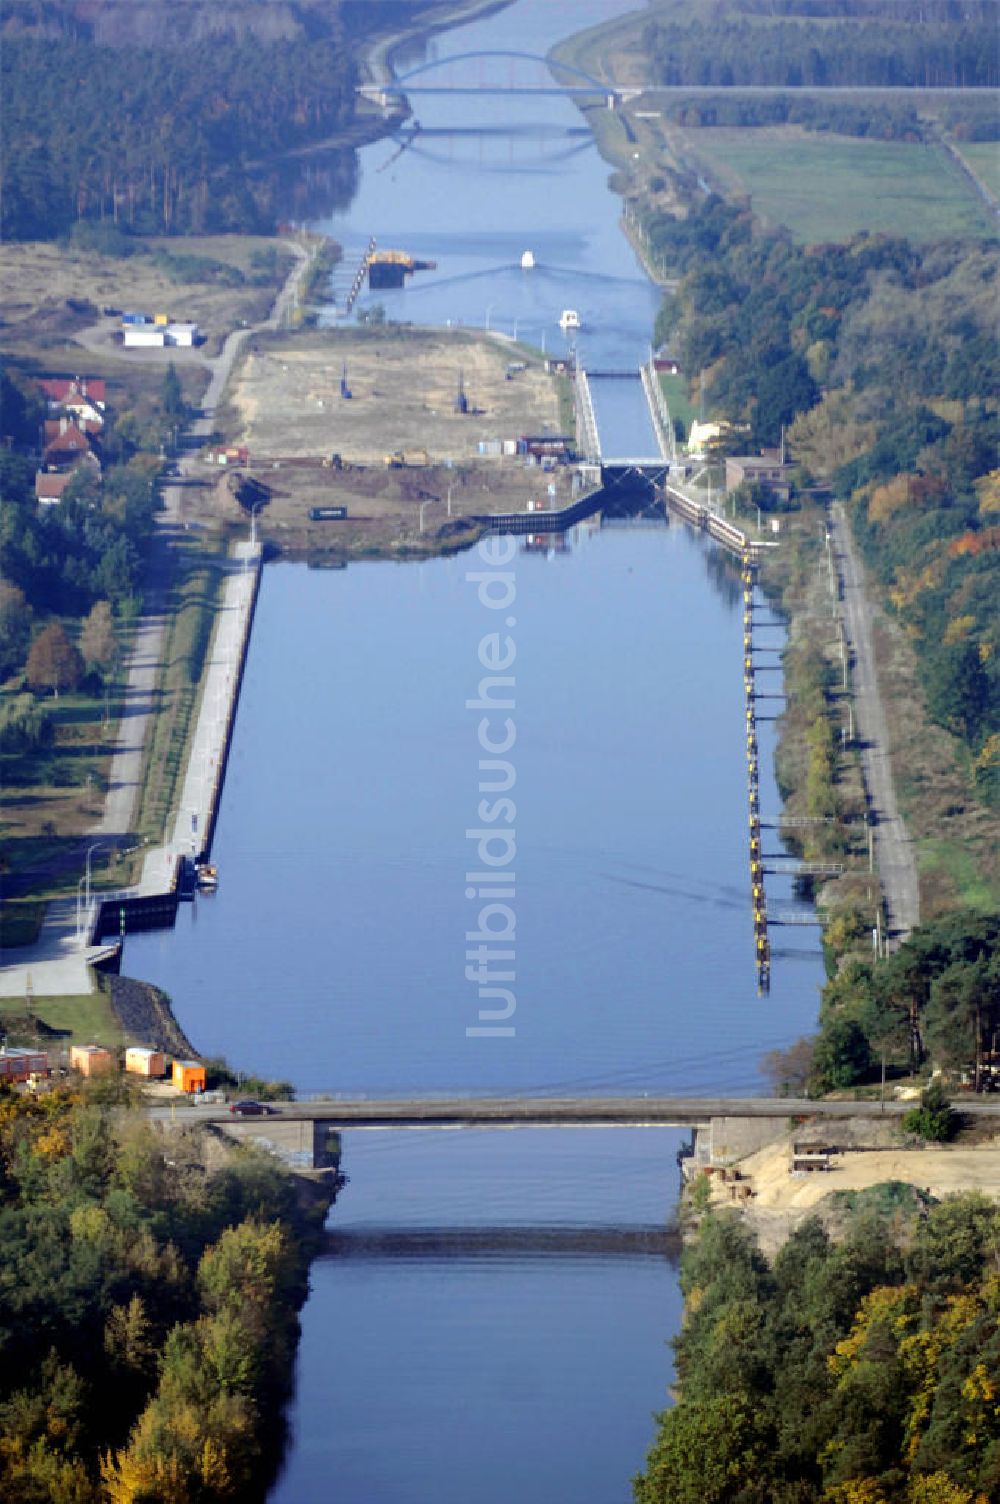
151 1095 1000 1131
361 51 622 107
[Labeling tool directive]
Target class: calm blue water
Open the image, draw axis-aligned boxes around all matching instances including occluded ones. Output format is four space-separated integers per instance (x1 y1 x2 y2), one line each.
590 374 662 458
124 4 825 1498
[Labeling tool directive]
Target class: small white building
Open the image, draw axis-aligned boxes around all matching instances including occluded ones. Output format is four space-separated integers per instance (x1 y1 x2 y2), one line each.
123 325 166 348
122 322 200 349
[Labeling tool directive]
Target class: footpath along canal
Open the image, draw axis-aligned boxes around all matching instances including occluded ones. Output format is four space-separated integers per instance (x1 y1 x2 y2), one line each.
124 2 827 1497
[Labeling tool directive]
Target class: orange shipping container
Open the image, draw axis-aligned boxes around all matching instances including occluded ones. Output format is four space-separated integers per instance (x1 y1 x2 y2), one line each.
71 1044 116 1077
172 1060 206 1094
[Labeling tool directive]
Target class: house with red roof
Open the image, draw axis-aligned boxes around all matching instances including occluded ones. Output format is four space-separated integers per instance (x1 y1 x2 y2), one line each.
42 417 101 469
37 376 106 411
34 471 76 505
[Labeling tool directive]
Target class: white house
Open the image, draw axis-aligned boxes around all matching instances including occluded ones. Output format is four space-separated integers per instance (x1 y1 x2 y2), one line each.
123 325 166 348
165 323 199 346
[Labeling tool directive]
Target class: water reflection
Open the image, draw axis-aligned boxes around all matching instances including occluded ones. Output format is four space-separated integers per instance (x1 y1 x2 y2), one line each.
322 1224 682 1260
251 147 359 227
394 128 595 172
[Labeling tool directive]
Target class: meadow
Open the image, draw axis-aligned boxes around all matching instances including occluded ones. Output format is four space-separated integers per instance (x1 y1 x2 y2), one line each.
679 127 998 243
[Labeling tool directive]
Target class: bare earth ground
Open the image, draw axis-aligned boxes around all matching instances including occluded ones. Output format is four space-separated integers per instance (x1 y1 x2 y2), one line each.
187 325 573 552
229 326 561 463
713 1133 1000 1257
0 236 292 357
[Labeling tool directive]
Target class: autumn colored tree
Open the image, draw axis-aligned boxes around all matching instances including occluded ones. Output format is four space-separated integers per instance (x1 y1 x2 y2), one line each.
25 622 84 698
80 599 118 720
761 1036 815 1096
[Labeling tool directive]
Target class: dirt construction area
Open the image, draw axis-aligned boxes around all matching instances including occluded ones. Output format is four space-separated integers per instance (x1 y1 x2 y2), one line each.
190 325 577 553
230 326 563 464
711 1130 1000 1257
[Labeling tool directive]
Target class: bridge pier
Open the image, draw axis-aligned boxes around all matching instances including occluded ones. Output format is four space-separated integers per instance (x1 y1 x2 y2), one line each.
218 1116 344 1173
701 1115 790 1165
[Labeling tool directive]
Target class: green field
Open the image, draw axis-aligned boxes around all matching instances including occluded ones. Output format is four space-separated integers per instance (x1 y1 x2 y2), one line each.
955 141 1000 202
0 985 126 1048
659 371 696 433
684 128 998 243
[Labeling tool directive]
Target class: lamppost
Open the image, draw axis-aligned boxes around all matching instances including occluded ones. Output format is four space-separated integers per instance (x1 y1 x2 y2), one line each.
485 304 494 332
419 498 437 533
76 875 88 948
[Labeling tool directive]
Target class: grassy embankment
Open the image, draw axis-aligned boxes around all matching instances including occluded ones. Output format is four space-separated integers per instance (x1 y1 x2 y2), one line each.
131 543 227 860
0 974 128 1048
955 140 1000 200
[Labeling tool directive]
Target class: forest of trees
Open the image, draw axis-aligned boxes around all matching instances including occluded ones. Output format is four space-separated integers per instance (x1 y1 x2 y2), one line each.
646 199 999 799
0 1080 330 1501
640 0 999 92
0 0 361 239
808 911 1000 1092
635 1193 1000 1503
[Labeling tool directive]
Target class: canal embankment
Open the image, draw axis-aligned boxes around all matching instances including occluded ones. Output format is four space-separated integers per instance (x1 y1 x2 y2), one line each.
0 538 262 1003
93 538 263 943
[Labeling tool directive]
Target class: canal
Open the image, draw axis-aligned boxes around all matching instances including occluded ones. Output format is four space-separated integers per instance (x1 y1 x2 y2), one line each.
124 2 827 1497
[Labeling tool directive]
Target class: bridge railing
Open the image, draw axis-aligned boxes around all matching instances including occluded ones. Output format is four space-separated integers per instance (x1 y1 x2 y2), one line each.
640 359 677 464
574 369 601 463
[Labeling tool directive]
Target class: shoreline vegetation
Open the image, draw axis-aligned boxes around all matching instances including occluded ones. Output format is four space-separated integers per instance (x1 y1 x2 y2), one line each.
0 1075 339 1503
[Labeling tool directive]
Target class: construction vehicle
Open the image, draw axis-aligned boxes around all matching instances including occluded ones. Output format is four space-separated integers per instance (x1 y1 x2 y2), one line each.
384 449 430 469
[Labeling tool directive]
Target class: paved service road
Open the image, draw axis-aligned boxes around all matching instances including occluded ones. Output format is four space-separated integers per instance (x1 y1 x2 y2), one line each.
831 503 920 947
